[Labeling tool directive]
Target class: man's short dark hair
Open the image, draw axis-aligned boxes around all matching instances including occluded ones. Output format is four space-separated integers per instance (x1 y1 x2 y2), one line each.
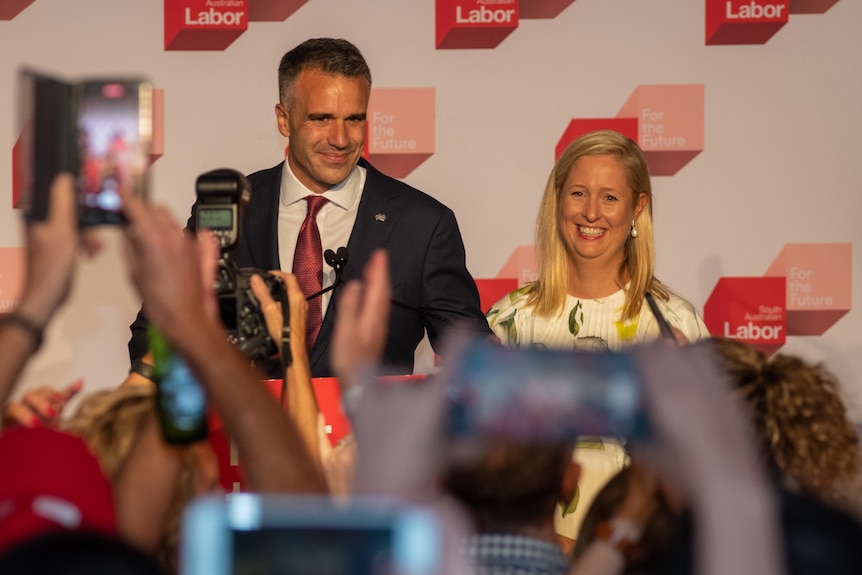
278 38 372 108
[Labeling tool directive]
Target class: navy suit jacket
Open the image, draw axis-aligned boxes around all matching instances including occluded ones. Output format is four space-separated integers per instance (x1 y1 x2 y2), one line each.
129 158 490 377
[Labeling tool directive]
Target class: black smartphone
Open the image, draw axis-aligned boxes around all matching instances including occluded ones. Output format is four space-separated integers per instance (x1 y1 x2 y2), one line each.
15 68 153 225
75 79 153 226
148 326 208 445
445 337 650 445
16 69 74 221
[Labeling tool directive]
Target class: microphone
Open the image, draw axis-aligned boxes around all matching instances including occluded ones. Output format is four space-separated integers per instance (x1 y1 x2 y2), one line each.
306 246 450 326
305 246 349 302
324 246 348 285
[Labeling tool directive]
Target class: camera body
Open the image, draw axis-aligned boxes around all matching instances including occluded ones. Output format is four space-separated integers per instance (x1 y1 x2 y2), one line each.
194 169 285 361
213 256 284 360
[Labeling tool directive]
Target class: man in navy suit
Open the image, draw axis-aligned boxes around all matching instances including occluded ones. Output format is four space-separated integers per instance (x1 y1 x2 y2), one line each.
129 38 490 377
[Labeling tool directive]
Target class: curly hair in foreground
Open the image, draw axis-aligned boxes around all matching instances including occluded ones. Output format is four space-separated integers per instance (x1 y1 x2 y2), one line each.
708 338 862 513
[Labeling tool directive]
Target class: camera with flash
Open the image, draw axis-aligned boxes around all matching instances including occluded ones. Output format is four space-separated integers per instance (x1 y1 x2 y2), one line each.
194 169 285 361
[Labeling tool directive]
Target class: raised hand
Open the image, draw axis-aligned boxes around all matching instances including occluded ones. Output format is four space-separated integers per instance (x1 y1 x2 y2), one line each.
330 249 391 385
2 380 83 429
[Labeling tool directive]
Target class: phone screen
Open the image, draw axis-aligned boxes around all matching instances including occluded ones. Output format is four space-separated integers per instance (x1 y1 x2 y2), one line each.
446 339 650 443
157 355 208 437
149 326 208 444
76 79 152 226
180 495 441 575
233 526 394 575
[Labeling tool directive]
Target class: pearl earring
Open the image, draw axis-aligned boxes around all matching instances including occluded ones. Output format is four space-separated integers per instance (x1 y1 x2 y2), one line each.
630 221 638 238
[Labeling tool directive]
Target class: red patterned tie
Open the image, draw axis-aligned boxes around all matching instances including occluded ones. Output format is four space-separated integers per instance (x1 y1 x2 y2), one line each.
293 195 329 352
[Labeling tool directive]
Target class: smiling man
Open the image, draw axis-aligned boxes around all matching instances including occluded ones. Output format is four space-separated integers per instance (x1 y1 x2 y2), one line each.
129 38 490 378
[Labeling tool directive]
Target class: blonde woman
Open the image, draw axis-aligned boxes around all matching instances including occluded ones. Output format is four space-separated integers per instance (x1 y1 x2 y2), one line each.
487 130 706 350
486 130 708 545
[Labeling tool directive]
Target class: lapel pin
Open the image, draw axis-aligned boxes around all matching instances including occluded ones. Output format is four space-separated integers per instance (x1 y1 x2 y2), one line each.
375 213 386 222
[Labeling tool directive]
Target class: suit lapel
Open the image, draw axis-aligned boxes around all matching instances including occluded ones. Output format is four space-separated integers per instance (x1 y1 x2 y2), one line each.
241 163 283 271
309 159 402 369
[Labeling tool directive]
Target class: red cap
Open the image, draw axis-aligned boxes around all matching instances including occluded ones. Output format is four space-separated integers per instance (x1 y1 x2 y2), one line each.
0 427 116 553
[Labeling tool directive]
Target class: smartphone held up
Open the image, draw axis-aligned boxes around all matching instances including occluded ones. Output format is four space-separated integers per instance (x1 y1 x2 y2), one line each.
148 325 208 445
16 68 153 225
76 79 152 225
444 336 651 446
181 494 443 575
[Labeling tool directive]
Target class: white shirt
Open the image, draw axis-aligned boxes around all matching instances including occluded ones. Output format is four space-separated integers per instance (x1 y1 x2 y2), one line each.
277 161 366 315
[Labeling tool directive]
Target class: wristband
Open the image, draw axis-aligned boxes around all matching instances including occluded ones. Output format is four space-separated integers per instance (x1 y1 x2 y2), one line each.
129 358 156 382
0 313 44 352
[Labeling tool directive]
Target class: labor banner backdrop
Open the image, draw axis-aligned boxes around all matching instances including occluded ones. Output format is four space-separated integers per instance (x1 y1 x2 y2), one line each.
1 0 859 429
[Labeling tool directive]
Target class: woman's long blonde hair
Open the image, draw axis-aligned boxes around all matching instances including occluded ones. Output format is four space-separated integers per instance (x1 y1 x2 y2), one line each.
65 385 202 573
527 130 667 320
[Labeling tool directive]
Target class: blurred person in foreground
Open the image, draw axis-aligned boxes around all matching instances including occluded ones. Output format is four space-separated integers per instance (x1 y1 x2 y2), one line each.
330 320 786 575
0 173 326 571
290 238 784 575
110 179 328 566
0 531 164 575
572 462 677 574
573 339 862 575
708 338 862 518
0 175 160 573
62 384 217 574
57 265 325 573
442 442 582 575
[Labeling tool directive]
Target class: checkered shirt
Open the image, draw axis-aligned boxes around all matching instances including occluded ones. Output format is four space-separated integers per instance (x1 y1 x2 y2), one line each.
466 533 570 575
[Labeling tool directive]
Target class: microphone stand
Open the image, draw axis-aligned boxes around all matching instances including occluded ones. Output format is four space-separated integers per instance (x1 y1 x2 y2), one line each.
645 291 676 344
305 247 348 301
